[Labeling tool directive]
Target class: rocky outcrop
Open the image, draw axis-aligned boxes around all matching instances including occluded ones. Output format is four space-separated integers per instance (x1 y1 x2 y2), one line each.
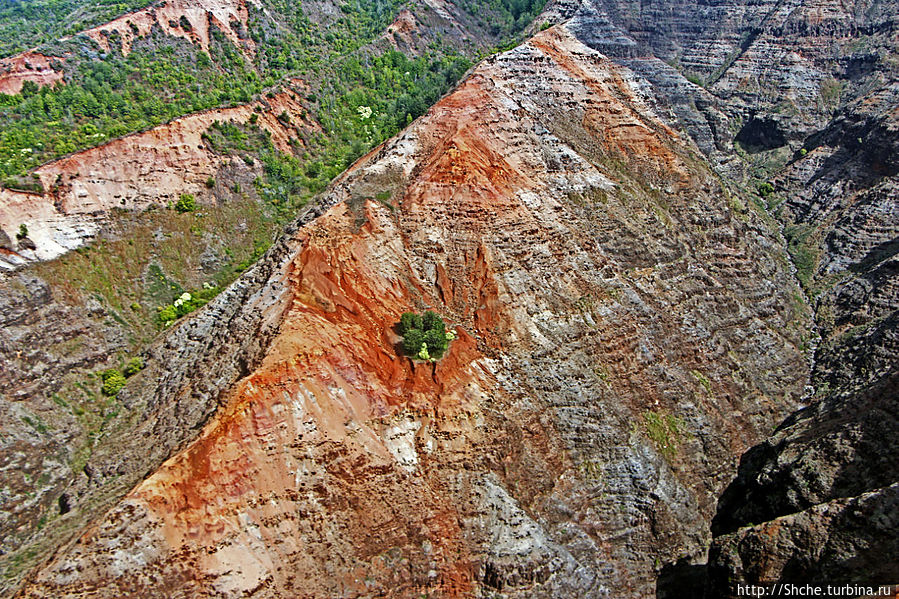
80 0 256 58
0 193 331 594
14 22 810 598
0 52 65 95
712 368 899 536
0 85 312 268
709 483 899 590
551 0 896 182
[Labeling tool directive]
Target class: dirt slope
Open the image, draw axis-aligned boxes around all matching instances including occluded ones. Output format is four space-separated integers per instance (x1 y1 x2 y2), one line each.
0 0 255 95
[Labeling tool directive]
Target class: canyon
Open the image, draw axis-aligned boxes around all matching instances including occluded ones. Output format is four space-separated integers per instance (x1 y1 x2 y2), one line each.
0 0 896 595
15 23 814 597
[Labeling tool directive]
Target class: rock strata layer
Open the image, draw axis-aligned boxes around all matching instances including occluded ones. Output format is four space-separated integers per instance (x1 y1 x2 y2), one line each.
15 23 809 598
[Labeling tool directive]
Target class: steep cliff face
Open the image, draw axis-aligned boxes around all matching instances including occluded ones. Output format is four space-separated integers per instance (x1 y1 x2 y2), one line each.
708 373 899 590
0 52 65 95
80 0 256 58
519 0 899 591
0 200 306 594
705 70 899 595
0 86 311 267
15 22 810 598
563 0 898 177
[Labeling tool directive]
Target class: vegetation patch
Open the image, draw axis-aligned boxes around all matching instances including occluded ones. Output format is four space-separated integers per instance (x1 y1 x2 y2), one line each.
690 369 712 395
21 414 48 435
100 369 126 396
578 460 604 483
818 77 845 110
123 357 144 377
784 223 819 292
398 310 455 361
641 410 689 461
35 198 275 347
173 193 196 213
157 285 219 326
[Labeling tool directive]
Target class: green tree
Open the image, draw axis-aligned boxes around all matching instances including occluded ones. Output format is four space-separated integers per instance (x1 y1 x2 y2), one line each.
422 310 444 332
423 328 448 358
174 193 196 213
20 80 39 98
124 357 144 376
101 369 127 396
400 311 422 334
757 182 775 197
398 310 453 360
402 328 425 356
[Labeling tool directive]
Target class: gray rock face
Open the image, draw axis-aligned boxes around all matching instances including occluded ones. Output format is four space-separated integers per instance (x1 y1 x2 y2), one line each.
0 273 126 564
712 369 899 536
595 0 897 136
550 0 899 591
703 16 899 596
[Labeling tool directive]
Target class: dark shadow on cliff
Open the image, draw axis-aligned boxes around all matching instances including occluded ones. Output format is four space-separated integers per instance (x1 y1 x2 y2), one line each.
847 238 899 275
774 483 899 585
712 365 899 536
735 116 788 153
656 558 707 599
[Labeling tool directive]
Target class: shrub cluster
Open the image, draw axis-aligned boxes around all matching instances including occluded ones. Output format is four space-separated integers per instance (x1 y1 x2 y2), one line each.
398 310 455 361
100 369 126 396
173 193 196 213
100 355 145 396
757 182 775 197
124 357 144 377
157 284 219 325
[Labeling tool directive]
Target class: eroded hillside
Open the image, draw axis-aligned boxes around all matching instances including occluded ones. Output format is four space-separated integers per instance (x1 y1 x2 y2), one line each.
555 1 899 590
15 22 811 598
0 85 313 265
0 0 538 589
2 0 897 595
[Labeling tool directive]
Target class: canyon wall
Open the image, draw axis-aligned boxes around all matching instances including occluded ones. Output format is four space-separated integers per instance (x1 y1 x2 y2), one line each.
15 22 810 598
705 56 899 594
